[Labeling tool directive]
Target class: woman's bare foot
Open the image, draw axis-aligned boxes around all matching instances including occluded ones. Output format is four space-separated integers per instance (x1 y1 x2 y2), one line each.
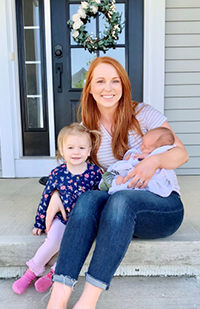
73 282 102 309
47 282 72 309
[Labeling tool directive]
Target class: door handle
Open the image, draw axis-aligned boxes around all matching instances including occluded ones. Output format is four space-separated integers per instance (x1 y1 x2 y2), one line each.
56 63 63 93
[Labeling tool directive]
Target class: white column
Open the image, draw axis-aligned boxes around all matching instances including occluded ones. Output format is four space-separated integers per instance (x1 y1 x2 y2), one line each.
0 0 16 177
143 0 166 113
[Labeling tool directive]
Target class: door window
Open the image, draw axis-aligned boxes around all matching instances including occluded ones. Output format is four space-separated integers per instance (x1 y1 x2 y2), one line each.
69 2 126 88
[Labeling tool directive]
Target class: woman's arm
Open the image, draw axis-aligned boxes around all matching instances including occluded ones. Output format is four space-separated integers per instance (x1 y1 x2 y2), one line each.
123 121 189 188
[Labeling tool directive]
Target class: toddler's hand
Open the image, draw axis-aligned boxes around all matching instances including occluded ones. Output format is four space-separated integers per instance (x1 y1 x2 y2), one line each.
32 227 42 236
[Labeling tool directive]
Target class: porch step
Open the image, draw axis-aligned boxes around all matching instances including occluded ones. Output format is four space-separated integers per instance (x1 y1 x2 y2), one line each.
1 234 200 279
0 176 200 279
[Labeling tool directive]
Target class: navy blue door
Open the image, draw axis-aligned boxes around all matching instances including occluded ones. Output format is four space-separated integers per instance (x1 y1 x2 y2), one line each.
51 0 143 139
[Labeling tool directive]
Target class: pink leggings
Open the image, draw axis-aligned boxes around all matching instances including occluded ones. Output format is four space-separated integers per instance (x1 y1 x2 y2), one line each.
26 218 66 276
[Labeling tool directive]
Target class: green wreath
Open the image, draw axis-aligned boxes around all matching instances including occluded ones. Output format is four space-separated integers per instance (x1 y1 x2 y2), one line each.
67 0 124 54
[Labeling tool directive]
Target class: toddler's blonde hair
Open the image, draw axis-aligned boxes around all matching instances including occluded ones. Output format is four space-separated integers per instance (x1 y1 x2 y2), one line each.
56 123 101 164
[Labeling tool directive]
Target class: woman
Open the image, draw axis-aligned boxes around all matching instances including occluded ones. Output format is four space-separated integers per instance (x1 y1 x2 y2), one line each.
47 57 189 309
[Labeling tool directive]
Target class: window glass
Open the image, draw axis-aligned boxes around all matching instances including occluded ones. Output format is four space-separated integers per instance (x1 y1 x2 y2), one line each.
70 4 96 45
100 48 125 68
69 1 126 88
71 49 96 88
25 63 42 95
99 3 125 44
24 29 41 61
27 97 44 129
22 0 45 129
23 0 40 26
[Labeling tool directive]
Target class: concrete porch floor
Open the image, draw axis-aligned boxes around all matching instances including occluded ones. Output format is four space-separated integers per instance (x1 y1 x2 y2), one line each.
0 176 200 308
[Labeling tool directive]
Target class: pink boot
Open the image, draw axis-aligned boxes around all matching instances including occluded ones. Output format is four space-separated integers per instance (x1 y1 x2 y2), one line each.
34 270 54 293
12 269 36 294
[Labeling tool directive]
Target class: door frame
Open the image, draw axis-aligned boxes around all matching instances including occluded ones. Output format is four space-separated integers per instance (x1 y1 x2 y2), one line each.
0 0 165 177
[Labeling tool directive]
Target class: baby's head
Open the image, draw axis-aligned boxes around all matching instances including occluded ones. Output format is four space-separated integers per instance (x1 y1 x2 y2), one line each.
57 123 100 163
140 127 175 153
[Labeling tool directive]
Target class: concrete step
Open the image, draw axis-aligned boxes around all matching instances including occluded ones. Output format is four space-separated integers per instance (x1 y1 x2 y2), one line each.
0 176 200 279
1 276 200 309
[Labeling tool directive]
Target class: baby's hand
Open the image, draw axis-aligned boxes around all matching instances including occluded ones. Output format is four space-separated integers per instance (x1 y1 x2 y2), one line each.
115 175 124 185
124 154 131 161
132 153 148 160
32 227 43 236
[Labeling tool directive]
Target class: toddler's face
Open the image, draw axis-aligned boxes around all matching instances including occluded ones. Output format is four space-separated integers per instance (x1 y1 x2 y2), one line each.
61 133 91 166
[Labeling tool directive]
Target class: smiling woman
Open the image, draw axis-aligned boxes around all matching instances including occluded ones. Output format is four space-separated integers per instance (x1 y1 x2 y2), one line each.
47 56 187 309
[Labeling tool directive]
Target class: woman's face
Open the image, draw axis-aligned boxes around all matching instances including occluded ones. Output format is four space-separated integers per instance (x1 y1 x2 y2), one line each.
90 63 123 112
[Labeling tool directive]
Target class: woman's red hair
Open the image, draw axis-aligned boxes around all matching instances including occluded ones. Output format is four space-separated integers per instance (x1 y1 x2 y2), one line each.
78 56 143 167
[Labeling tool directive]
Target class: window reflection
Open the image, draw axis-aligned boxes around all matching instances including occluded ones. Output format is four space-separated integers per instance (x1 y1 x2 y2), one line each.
23 0 39 26
71 49 96 88
100 48 125 68
24 29 41 61
25 63 42 95
27 97 44 129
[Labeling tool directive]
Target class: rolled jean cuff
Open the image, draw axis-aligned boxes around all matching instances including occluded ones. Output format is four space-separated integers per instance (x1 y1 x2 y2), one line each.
85 272 109 290
52 274 77 290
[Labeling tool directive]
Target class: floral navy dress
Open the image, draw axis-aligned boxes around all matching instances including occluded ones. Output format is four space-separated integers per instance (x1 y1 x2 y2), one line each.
34 163 102 230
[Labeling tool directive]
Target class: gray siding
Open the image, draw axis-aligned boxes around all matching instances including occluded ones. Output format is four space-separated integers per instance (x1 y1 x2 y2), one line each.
165 0 200 175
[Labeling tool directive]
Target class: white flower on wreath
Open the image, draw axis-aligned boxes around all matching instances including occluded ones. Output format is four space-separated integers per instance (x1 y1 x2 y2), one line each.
72 13 81 23
72 30 79 38
113 25 120 31
78 6 86 19
93 0 101 4
81 1 89 9
110 0 116 12
90 5 98 14
73 20 83 30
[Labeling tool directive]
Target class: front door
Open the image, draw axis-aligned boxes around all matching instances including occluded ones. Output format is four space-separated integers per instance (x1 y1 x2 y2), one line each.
51 0 144 141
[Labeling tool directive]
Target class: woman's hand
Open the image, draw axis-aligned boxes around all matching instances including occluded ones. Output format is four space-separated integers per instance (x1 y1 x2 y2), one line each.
32 227 43 236
123 155 159 189
45 190 67 233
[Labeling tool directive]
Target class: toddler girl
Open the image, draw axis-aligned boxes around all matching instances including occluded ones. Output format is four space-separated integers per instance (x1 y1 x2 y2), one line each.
12 123 102 294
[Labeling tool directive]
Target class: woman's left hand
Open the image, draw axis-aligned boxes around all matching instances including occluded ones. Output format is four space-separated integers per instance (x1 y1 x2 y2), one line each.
123 155 159 189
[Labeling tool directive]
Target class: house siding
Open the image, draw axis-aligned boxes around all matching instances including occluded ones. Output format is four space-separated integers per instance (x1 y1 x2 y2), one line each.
165 0 200 175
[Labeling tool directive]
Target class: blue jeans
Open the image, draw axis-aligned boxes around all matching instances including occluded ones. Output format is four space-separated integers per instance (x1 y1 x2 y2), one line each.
53 190 184 290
